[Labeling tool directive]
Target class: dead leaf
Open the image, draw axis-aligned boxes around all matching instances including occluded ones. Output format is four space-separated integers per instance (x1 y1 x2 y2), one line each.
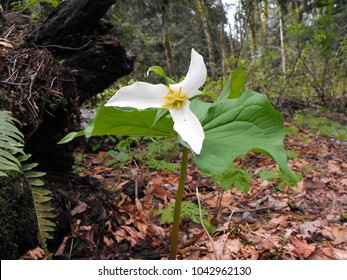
298 219 324 238
117 226 145 246
186 250 201 260
268 215 288 229
19 247 46 260
290 237 316 260
71 200 88 216
327 160 342 174
0 38 15 49
330 224 347 245
331 247 347 260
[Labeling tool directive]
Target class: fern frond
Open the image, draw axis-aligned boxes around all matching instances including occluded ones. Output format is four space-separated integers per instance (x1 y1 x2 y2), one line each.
19 155 56 253
0 111 56 258
0 111 24 177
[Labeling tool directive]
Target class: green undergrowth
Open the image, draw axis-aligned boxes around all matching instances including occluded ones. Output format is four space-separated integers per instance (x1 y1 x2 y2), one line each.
291 109 347 141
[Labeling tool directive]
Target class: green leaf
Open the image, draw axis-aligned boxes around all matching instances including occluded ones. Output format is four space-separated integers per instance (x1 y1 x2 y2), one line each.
59 102 174 143
29 178 45 186
58 131 85 144
33 194 52 203
21 162 39 171
147 66 176 85
193 91 297 184
219 68 247 101
25 171 46 178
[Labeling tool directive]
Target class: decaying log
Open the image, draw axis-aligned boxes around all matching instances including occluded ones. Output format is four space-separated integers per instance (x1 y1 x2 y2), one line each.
0 0 135 260
0 0 135 170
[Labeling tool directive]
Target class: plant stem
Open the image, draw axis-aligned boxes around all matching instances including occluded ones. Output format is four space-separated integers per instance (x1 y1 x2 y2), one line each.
168 146 189 260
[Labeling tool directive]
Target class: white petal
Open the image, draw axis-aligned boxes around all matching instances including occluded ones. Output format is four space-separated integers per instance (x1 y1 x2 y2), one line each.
170 49 207 98
169 101 205 154
105 82 168 110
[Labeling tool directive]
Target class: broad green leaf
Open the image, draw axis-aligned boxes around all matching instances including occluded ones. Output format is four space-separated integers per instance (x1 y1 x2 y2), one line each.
193 90 297 184
59 102 174 143
147 66 176 85
58 131 85 144
219 68 247 101
151 108 170 129
0 171 8 177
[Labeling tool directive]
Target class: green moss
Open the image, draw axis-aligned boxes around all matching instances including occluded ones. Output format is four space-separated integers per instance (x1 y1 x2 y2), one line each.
0 171 37 259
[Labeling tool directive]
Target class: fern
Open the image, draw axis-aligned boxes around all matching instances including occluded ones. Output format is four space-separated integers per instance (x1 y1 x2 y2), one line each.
0 111 55 258
19 154 56 254
0 111 24 176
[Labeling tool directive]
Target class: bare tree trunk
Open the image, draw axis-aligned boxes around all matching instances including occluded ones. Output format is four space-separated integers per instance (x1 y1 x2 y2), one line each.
196 0 216 78
245 1 257 65
218 0 226 79
261 0 268 46
159 0 175 77
279 8 286 84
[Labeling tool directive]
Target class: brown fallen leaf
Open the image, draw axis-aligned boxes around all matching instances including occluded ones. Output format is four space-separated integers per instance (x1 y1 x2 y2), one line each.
330 224 347 245
19 247 46 260
290 236 316 260
308 243 347 260
268 215 288 229
71 200 88 216
0 38 15 49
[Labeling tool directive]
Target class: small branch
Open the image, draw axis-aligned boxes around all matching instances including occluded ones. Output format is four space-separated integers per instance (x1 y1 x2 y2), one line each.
196 187 220 259
34 40 93 51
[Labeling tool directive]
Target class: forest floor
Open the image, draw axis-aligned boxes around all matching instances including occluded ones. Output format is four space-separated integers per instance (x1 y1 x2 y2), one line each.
41 111 347 260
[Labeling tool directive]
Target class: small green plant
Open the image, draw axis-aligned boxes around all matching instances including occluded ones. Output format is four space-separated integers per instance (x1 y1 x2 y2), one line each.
11 0 61 20
153 200 214 233
259 169 301 191
212 165 252 194
301 164 316 174
285 126 308 142
0 111 24 176
72 153 87 173
293 111 347 140
286 149 299 159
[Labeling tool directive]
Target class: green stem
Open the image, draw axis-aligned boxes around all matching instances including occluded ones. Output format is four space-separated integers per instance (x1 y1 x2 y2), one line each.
168 146 189 260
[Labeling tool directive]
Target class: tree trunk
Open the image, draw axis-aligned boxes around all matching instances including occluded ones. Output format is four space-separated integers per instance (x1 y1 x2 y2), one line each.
0 1 135 258
0 0 135 171
279 8 286 84
248 2 257 65
196 0 216 78
159 0 175 77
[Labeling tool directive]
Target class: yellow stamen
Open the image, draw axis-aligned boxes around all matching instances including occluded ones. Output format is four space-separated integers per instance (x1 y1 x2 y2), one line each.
162 86 187 109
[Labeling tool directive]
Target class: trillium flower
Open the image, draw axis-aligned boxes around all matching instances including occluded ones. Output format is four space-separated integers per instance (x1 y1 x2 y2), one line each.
105 49 207 154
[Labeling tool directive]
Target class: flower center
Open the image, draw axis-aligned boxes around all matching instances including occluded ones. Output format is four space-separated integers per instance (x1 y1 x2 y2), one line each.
162 86 187 109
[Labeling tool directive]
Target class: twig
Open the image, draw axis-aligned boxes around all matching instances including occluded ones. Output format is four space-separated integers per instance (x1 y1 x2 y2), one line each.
34 40 93 51
230 204 287 214
196 187 220 260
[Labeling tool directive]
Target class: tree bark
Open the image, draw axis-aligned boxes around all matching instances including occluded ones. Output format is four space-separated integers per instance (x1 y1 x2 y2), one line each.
0 0 135 259
196 0 216 78
0 0 135 171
